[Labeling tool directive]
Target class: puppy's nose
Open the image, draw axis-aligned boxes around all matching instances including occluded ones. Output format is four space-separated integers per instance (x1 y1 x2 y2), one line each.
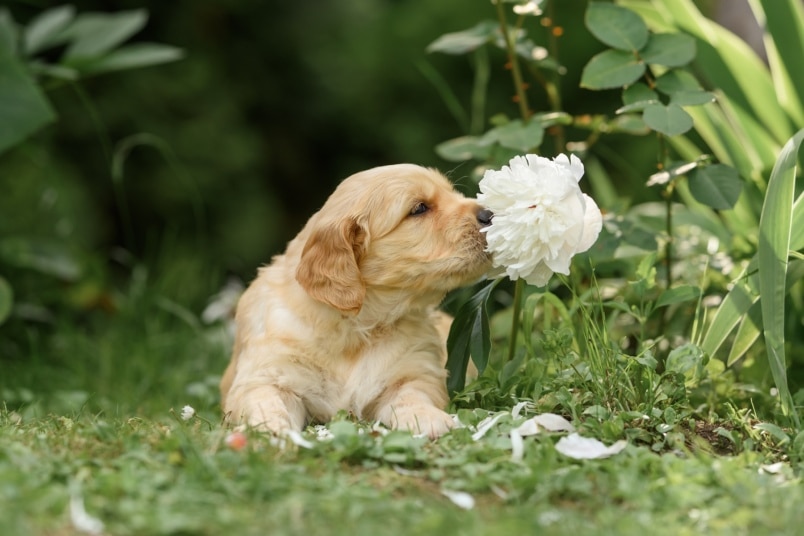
476 208 494 227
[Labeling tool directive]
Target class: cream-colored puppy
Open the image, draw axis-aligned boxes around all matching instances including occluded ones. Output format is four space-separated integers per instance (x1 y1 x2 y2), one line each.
220 164 492 438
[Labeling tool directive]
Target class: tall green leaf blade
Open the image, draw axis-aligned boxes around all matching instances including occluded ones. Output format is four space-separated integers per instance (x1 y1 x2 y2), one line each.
586 2 649 51
757 127 804 422
0 275 11 326
726 302 762 366
580 49 645 89
754 0 804 126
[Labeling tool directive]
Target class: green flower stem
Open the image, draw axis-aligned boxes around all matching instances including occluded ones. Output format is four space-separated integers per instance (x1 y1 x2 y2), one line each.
495 0 531 121
507 278 526 362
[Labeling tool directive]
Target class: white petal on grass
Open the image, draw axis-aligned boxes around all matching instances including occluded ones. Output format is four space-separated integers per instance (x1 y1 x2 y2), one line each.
441 489 475 510
70 493 104 535
511 401 531 419
510 429 525 462
554 433 627 459
472 412 507 441
532 413 575 433
285 429 315 449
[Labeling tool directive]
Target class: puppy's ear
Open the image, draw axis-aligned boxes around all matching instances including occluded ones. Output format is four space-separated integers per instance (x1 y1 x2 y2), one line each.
296 218 367 314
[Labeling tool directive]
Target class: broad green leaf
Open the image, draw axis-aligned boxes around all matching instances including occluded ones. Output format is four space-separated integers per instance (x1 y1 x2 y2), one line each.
63 10 147 62
435 136 491 162
0 56 56 154
687 164 742 210
642 103 693 136
654 69 702 95
580 49 645 90
607 114 649 135
585 2 649 51
446 280 499 394
669 90 715 106
655 285 701 308
757 127 804 423
639 33 696 67
665 343 707 386
78 43 183 75
23 5 75 55
426 20 498 55
489 119 544 152
622 82 657 104
0 275 12 326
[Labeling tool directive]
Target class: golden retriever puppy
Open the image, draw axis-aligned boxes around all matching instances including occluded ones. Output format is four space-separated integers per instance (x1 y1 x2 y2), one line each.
220 164 492 438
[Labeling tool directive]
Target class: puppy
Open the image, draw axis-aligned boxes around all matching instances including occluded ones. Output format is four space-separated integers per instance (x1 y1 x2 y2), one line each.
220 164 492 438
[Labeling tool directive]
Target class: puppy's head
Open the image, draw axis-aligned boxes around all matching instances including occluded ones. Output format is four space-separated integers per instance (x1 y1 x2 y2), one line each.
295 164 492 314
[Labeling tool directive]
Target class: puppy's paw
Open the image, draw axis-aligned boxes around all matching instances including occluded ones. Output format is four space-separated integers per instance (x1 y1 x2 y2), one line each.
384 404 455 439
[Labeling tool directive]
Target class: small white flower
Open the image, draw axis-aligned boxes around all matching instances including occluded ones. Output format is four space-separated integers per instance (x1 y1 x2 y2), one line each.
477 153 603 286
180 405 195 421
513 1 544 16
441 489 475 510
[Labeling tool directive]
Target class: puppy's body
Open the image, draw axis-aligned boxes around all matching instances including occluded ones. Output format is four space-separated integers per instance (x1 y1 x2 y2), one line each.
221 164 491 438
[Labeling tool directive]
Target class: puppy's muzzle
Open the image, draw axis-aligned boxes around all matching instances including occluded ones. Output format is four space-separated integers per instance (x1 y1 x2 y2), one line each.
477 208 493 227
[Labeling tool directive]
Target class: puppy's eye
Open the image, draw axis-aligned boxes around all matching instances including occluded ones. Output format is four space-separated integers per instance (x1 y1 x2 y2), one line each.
409 202 429 216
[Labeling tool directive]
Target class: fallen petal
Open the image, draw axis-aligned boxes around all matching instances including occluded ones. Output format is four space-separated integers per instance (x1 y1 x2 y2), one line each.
285 429 315 449
472 413 507 441
70 493 104 535
554 433 627 459
510 429 525 462
511 401 531 419
441 489 475 510
532 413 575 433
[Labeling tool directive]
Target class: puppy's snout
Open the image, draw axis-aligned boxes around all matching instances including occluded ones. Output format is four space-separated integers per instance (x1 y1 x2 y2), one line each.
476 208 493 227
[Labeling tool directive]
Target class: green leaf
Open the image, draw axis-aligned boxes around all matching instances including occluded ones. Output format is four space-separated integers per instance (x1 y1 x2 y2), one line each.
656 285 701 308
63 9 148 62
446 281 499 395
665 343 707 386
580 49 645 90
426 20 498 55
687 164 742 210
757 127 804 423
0 8 19 58
23 5 75 55
488 119 544 152
642 103 693 136
0 275 12 326
669 90 715 106
78 43 183 75
640 33 696 67
655 69 702 95
0 55 57 154
622 82 658 105
585 2 649 51
435 136 491 162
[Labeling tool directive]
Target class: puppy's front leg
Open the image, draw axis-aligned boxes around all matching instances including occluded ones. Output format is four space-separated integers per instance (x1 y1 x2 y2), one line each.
225 382 307 435
374 380 454 439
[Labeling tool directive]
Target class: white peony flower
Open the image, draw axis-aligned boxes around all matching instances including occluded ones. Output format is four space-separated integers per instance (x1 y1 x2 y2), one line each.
477 153 602 286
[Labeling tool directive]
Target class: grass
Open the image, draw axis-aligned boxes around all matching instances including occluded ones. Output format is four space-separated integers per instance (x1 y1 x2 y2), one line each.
2 279 804 536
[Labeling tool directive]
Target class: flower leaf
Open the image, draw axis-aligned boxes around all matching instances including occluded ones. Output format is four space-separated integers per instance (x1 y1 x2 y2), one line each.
581 49 645 90
639 33 696 67
642 102 693 136
446 280 499 395
687 164 743 210
435 135 491 162
0 275 12 326
656 285 701 309
585 2 649 51
426 20 498 55
490 119 544 152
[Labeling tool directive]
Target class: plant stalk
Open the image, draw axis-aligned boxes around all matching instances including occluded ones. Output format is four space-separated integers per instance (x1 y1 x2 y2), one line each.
495 0 531 121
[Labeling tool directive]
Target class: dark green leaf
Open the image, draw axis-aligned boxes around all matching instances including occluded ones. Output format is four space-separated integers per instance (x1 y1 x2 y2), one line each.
79 43 183 75
665 343 707 385
0 275 12 326
446 281 499 394
656 285 701 308
688 164 743 210
0 9 19 58
581 49 645 90
426 20 498 55
622 82 658 105
585 2 649 51
23 5 75 55
642 103 693 136
640 33 696 67
0 56 56 154
669 90 715 106
63 10 147 62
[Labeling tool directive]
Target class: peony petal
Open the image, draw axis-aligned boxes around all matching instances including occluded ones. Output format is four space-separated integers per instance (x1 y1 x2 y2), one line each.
531 413 576 432
510 429 525 462
285 429 315 449
442 489 476 510
577 194 603 253
554 433 627 459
